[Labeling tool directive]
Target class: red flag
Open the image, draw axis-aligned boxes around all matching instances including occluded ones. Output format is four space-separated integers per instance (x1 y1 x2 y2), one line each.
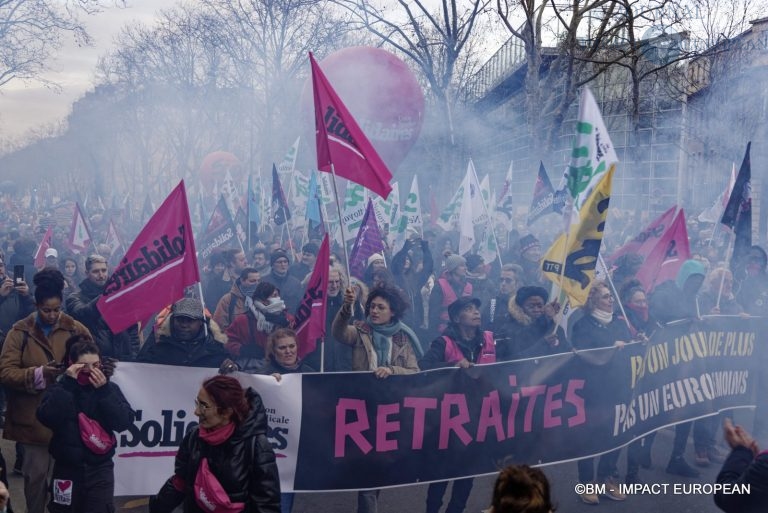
310 52 393 199
635 210 691 292
97 181 200 333
34 227 53 269
294 235 330 360
608 205 676 263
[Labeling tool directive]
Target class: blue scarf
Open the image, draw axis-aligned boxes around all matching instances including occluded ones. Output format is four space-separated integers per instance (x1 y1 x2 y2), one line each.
366 318 424 368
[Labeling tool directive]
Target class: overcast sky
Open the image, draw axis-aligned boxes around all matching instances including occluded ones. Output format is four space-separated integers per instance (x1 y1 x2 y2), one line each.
0 0 176 141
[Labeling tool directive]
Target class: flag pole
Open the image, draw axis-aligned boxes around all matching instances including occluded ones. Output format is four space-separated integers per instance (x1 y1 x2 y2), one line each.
330 164 352 282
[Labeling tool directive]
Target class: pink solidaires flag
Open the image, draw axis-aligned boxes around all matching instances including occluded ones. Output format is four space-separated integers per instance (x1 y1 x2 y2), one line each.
294 234 330 360
68 202 93 254
310 52 393 199
635 209 690 292
34 227 53 269
608 205 676 264
97 181 200 333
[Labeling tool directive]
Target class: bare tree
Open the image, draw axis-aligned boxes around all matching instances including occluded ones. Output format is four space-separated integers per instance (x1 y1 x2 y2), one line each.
200 0 358 171
0 0 122 88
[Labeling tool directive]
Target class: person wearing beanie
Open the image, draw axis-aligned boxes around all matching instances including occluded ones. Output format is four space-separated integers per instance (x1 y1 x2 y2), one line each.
515 234 547 288
465 253 494 314
289 242 319 282
362 252 388 289
261 250 303 315
428 254 473 338
649 259 706 479
494 285 568 361
137 297 229 368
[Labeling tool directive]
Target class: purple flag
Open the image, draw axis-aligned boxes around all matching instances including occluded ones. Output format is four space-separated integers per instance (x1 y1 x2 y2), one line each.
349 199 384 280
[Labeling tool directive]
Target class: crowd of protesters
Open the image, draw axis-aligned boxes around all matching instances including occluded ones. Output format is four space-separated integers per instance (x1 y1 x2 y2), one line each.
0 195 765 513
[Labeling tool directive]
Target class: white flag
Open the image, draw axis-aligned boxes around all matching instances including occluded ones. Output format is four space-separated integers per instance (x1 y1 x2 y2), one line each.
341 183 367 241
277 137 300 176
567 87 619 212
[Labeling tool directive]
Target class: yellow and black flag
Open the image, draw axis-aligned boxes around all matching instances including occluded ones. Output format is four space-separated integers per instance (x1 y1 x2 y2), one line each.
541 167 614 306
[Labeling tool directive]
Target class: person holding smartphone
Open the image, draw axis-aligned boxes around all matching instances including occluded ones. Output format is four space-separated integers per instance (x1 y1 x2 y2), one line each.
0 269 92 513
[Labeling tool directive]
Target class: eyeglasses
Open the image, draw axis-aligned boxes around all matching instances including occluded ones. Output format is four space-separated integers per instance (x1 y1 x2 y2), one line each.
194 398 214 412
601 294 613 300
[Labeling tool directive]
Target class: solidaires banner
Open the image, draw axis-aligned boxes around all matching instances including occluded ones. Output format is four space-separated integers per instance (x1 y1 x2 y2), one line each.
113 317 761 495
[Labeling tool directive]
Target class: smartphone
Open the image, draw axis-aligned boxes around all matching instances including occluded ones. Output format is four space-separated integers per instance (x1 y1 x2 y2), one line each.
13 265 24 286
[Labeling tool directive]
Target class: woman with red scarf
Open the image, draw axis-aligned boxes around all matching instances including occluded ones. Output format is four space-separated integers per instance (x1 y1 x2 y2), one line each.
149 375 280 513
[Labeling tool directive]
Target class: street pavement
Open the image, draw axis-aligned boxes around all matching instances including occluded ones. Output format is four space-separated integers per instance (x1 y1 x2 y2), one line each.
3 411 753 512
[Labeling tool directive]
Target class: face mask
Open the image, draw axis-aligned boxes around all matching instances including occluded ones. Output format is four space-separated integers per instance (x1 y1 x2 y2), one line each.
77 369 92 386
268 296 282 305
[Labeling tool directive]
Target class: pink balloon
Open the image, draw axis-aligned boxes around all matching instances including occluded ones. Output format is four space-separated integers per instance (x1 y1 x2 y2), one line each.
304 47 424 172
199 151 242 190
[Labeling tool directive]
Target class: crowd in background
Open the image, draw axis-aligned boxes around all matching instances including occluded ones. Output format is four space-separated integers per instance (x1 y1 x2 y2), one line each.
0 194 765 513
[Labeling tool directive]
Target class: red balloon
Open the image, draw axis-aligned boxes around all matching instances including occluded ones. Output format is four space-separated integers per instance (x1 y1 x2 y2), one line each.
199 151 242 190
304 47 424 172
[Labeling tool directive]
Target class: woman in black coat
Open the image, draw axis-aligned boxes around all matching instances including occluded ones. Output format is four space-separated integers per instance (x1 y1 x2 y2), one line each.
36 335 134 513
571 281 631 505
149 375 280 513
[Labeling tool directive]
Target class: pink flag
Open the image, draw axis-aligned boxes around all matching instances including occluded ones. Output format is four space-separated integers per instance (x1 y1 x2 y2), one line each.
68 203 92 254
294 234 330 360
608 206 676 263
34 227 53 269
310 52 393 199
97 181 200 333
635 210 691 292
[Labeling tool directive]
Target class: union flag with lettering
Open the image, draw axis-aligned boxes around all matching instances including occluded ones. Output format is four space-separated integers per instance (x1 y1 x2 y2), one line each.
97 181 200 333
310 52 393 199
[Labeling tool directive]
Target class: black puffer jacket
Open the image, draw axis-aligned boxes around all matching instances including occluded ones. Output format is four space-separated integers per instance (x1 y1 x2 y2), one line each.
149 388 281 513
66 279 140 360
494 298 569 361
36 375 134 465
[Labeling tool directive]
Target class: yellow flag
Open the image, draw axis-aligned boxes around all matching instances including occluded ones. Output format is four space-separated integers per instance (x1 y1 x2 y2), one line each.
541 167 615 306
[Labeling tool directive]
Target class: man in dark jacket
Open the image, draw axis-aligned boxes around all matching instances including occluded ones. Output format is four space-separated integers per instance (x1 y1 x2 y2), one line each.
261 250 303 314
288 243 318 282
65 255 140 361
137 298 229 368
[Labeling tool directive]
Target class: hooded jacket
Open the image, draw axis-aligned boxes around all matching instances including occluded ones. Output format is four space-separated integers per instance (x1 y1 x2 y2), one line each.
149 388 281 513
136 314 228 368
494 298 569 361
66 278 140 360
649 259 706 324
0 312 92 445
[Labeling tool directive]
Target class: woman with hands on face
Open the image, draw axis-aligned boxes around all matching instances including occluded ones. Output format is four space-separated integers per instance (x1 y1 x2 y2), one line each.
36 336 133 513
0 269 92 513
